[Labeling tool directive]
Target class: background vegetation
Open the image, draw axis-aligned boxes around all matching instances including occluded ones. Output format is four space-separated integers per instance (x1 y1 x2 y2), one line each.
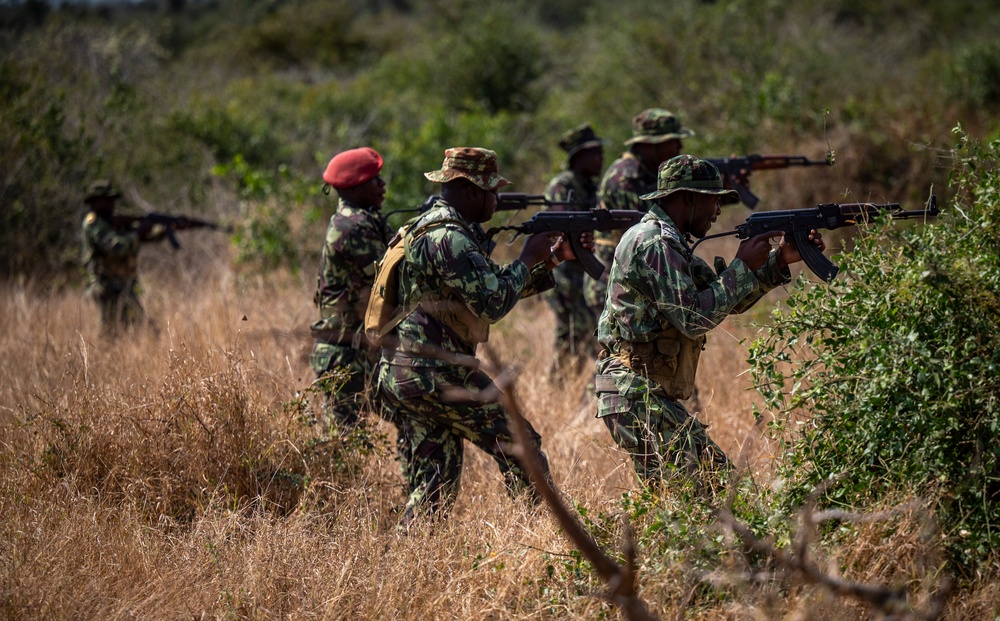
2 0 1000 618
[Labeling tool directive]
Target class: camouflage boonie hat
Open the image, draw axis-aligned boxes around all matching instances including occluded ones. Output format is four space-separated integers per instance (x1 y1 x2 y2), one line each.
84 179 120 203
623 108 694 146
640 155 740 204
559 123 606 160
424 147 512 191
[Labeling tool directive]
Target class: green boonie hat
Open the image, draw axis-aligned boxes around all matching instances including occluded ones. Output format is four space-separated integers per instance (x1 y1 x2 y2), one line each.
623 108 694 146
640 154 740 204
424 147 512 191
559 123 606 160
84 179 120 203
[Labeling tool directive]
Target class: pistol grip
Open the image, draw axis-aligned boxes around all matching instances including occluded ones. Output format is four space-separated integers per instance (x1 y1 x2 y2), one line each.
733 182 760 209
793 229 837 281
570 234 606 279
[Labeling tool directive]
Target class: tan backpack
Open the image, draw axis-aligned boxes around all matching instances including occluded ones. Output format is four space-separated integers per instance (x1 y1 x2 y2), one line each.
363 217 466 347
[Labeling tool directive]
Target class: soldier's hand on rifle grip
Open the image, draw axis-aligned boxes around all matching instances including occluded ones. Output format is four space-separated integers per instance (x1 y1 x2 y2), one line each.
734 232 774 271
775 229 826 269
552 231 595 263
519 232 558 268
136 218 160 241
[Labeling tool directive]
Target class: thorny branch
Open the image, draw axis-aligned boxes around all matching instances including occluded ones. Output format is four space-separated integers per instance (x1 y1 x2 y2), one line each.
482 345 661 621
715 503 952 620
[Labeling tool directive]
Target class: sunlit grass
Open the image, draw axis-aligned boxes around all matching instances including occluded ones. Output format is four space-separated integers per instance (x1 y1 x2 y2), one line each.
1 237 995 619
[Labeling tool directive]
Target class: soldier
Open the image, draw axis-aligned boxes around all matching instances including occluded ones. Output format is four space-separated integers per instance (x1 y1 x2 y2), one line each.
309 147 392 433
585 108 693 313
375 147 591 526
595 155 825 482
81 179 165 336
542 123 605 376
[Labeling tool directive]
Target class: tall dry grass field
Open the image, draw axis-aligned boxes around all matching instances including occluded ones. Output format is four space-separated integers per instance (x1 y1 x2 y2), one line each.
2 228 994 620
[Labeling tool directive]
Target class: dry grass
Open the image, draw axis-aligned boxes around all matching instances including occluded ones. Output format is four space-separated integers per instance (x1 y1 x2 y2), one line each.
1 233 996 620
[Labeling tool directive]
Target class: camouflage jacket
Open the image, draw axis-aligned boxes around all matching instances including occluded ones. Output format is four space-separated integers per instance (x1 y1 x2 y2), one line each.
389 199 555 366
587 150 659 307
81 211 140 294
312 198 391 344
597 204 790 388
544 169 600 211
597 150 657 213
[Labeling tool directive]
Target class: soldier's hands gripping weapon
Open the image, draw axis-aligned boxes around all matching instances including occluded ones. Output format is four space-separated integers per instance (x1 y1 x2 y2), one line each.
486 210 644 279
391 192 583 216
707 153 834 209
113 212 232 249
691 196 940 281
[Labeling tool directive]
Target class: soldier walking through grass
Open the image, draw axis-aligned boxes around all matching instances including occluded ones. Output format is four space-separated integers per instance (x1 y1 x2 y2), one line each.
81 179 165 336
595 155 825 482
542 123 605 378
374 147 592 527
309 147 392 433
586 108 692 315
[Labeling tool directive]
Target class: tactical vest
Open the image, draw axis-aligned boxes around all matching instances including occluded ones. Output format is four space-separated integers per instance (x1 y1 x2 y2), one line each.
364 215 490 347
614 326 706 400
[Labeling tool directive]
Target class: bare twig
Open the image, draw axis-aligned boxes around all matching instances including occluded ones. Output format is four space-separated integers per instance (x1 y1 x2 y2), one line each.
482 345 661 621
715 506 953 620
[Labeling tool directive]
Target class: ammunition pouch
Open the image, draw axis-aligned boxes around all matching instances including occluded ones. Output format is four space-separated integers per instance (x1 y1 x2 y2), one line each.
614 328 705 400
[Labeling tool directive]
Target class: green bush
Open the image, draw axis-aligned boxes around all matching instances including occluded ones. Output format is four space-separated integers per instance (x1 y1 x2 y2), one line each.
949 40 1000 109
0 59 93 281
749 128 1000 571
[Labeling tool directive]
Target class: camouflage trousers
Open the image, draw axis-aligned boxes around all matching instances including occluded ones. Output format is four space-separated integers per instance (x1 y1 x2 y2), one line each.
545 261 598 376
376 357 550 523
596 376 729 481
90 283 146 337
309 342 376 431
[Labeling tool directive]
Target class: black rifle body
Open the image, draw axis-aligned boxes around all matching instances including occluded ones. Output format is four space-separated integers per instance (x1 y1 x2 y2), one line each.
113 212 228 249
487 210 644 279
694 200 939 282
395 193 582 216
707 154 833 209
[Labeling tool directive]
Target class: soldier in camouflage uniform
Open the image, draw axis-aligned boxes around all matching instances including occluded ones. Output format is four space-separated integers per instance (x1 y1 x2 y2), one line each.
585 109 693 313
542 123 605 376
309 147 392 432
596 155 825 481
81 179 165 336
375 147 590 525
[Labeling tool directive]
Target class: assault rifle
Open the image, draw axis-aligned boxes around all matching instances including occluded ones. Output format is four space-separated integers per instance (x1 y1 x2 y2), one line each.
691 196 940 282
391 192 583 216
113 212 231 249
486 210 644 279
707 153 834 209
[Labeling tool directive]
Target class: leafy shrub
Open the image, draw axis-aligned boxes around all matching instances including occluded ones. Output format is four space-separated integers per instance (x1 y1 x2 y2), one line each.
948 40 1000 109
749 128 1000 571
212 154 315 274
0 59 93 280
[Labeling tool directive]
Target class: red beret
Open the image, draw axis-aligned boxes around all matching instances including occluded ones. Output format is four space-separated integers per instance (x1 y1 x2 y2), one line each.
323 147 384 189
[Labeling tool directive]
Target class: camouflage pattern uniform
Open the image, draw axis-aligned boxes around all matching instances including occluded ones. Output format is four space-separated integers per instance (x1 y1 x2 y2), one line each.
542 124 604 373
596 156 791 480
376 148 555 522
81 180 150 335
309 197 391 430
586 109 695 311
82 212 145 333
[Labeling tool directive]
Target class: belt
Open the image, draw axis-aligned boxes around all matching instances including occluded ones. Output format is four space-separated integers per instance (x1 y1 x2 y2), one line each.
381 346 481 370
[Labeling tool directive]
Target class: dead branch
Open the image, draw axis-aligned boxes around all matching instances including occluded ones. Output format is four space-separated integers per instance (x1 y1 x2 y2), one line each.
482 345 661 621
715 507 953 620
